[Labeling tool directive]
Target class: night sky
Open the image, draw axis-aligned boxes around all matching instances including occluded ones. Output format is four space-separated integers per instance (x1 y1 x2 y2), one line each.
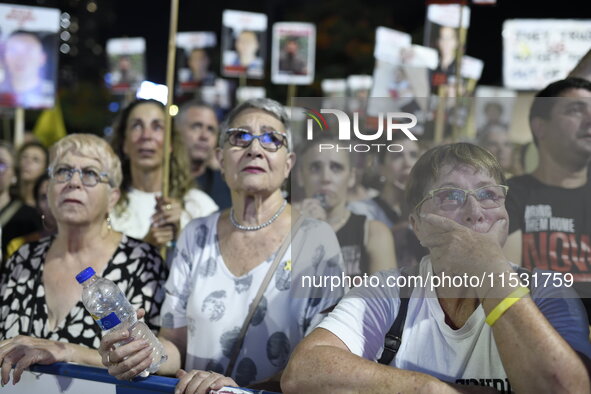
9 0 591 86
107 0 591 87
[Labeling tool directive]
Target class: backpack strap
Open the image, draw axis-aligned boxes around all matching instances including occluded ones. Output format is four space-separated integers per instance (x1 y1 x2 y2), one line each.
378 263 420 365
377 264 531 366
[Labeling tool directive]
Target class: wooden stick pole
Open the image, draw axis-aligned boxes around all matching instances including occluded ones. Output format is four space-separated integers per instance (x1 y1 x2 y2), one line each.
162 0 180 199
287 84 297 107
452 3 466 142
434 85 447 144
14 107 25 148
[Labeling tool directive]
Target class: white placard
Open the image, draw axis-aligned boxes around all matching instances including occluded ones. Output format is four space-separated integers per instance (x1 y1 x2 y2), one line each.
236 86 266 102
176 32 217 89
271 22 316 85
503 19 591 90
373 26 412 63
0 3 60 109
427 4 471 29
321 79 347 95
347 75 373 91
176 31 216 50
461 55 484 80
106 37 146 92
401 45 439 69
221 10 267 79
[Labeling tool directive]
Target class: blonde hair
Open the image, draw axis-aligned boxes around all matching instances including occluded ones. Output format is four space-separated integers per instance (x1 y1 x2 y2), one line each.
49 133 122 188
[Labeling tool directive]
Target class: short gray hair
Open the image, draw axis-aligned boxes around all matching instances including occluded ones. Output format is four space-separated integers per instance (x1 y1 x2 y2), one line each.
218 98 292 151
49 133 122 188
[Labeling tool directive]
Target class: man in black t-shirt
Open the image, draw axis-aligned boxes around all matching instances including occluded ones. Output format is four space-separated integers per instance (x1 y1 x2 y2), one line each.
505 77 591 316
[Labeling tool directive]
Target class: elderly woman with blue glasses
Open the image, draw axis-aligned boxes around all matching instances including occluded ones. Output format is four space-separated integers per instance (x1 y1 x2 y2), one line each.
99 98 345 393
0 134 167 386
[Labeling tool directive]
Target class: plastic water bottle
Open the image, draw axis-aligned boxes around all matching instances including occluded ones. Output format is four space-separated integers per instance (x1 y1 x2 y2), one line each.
76 267 167 377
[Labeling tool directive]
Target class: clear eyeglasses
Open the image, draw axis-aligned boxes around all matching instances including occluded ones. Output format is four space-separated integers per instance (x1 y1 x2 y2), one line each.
415 185 509 213
49 165 112 187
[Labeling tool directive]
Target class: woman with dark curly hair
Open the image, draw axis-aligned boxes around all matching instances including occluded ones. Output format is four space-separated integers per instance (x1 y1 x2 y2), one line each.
109 99 218 248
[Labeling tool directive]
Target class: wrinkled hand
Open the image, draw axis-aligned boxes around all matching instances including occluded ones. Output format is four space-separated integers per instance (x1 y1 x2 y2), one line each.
98 309 152 381
145 197 183 247
175 369 238 394
296 198 327 221
0 335 71 386
415 214 510 289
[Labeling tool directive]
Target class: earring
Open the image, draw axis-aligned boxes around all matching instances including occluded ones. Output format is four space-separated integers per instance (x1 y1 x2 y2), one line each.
106 215 112 232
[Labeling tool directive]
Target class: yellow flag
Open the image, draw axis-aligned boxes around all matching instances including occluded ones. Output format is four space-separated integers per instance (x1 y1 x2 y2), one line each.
33 100 66 147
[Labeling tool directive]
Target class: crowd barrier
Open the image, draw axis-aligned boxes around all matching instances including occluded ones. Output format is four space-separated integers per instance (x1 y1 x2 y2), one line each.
1 362 279 394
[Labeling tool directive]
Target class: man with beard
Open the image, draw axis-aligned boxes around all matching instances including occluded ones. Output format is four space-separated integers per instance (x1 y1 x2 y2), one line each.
176 100 231 210
504 77 591 321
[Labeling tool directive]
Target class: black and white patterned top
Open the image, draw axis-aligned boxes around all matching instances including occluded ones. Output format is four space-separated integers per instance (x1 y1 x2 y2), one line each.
161 213 345 386
0 235 167 349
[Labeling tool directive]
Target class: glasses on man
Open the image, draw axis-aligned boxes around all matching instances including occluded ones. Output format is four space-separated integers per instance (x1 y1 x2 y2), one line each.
49 165 111 187
225 128 288 152
415 185 509 213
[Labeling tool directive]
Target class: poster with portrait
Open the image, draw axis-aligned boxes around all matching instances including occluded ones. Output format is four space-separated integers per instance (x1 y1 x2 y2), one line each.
373 26 411 63
236 86 266 103
503 20 591 90
474 85 516 138
106 37 146 93
0 3 60 109
176 31 217 93
271 22 315 85
424 4 471 94
368 44 437 121
221 10 267 80
200 78 233 117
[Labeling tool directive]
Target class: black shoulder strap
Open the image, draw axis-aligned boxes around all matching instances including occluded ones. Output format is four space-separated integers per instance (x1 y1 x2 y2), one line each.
377 264 531 366
378 263 420 365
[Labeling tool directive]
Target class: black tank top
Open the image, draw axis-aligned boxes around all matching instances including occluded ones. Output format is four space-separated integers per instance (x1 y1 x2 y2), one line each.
336 213 369 277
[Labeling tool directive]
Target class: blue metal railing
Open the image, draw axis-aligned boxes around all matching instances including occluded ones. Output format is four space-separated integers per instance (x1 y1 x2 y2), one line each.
28 363 279 393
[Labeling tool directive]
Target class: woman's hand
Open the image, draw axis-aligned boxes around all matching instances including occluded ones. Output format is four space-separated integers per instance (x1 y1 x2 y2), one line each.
175 369 238 394
97 309 153 381
145 197 183 247
0 335 72 386
98 329 152 380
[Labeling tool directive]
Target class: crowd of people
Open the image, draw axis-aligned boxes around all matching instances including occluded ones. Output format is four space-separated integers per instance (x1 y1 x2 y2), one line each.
0 55 590 394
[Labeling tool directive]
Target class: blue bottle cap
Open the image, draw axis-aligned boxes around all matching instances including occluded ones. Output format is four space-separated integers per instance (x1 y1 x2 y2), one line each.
76 267 96 284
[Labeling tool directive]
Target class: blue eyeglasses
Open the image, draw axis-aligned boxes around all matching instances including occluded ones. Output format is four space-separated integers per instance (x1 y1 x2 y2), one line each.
225 128 288 152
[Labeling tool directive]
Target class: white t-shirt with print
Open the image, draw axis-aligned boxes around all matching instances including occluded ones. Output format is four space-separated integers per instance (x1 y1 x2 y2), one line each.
318 257 591 392
111 188 218 240
161 213 345 387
